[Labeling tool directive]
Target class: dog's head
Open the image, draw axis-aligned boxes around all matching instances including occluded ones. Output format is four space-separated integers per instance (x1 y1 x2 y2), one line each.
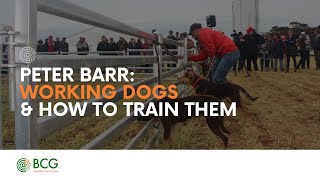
179 69 199 85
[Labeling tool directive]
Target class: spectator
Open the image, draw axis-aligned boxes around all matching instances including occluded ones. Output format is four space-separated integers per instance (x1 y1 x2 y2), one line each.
47 35 56 53
97 36 109 55
76 37 89 55
2 37 8 55
37 40 47 52
231 30 238 42
232 32 243 71
180 32 195 49
285 30 298 72
142 40 152 72
128 38 140 55
243 27 265 71
237 34 247 71
267 34 275 70
108 38 118 55
305 33 312 69
175 32 180 40
259 35 271 71
60 37 69 54
142 40 151 55
117 37 128 54
297 32 308 69
137 38 144 53
152 29 157 34
312 27 320 70
166 30 177 50
55 37 61 53
2 37 8 74
273 34 285 72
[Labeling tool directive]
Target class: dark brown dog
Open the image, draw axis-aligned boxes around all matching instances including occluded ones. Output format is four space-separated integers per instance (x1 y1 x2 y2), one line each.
137 95 230 149
179 69 259 112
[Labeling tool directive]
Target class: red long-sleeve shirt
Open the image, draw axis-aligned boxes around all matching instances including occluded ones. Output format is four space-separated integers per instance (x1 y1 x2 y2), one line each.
189 28 238 62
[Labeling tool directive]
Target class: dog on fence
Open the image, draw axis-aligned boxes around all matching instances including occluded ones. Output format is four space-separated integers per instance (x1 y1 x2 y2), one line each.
179 69 259 113
137 95 230 149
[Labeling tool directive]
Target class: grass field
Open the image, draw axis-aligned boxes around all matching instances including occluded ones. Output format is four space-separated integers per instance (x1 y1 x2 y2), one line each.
1 57 320 149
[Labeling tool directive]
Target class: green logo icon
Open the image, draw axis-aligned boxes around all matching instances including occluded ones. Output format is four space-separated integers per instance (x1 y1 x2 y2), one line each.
17 158 31 172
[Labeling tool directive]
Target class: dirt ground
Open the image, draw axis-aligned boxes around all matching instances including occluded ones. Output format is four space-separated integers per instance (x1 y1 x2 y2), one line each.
166 57 320 149
1 57 320 149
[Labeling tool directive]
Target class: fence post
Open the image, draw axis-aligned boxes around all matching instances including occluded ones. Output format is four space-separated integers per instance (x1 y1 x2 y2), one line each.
14 0 39 149
0 37 2 149
8 32 16 112
177 42 183 97
153 34 163 146
182 38 188 97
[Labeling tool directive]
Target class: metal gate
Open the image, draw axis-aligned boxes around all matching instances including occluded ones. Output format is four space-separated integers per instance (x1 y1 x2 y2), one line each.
0 0 189 149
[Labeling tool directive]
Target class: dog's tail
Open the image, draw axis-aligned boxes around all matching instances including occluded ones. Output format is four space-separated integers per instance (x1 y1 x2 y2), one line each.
235 84 259 102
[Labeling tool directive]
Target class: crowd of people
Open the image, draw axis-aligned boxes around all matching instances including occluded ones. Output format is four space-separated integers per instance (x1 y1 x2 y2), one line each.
37 36 69 54
35 30 194 56
185 23 320 83
231 26 320 73
4 25 319 81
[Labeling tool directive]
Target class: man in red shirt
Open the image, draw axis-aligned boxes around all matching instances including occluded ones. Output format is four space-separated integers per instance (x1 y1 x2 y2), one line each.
188 23 239 83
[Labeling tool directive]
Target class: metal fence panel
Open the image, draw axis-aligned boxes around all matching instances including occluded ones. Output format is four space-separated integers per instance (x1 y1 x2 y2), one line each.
14 0 39 149
7 0 188 150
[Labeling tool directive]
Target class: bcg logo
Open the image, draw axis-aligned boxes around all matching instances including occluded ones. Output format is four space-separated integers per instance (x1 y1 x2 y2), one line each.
17 158 58 173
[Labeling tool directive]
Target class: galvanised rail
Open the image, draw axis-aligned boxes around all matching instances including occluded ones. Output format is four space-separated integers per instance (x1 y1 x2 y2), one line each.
0 0 189 149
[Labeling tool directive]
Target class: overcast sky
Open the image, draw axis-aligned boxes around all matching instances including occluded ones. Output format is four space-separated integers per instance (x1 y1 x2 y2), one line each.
0 0 320 40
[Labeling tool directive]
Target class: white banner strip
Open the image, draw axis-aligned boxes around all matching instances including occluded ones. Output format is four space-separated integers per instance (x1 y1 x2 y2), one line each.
0 150 319 180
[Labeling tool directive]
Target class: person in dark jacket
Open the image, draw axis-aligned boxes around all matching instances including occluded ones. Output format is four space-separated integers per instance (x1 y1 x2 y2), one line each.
117 37 128 54
108 38 118 55
37 40 48 52
233 33 246 72
266 34 275 70
2 37 8 74
297 32 308 69
76 37 89 55
175 32 180 40
243 27 265 71
312 27 320 70
2 37 8 57
166 30 178 51
60 37 69 54
273 34 285 72
97 36 110 55
136 38 144 52
55 37 61 54
128 38 141 56
285 30 298 72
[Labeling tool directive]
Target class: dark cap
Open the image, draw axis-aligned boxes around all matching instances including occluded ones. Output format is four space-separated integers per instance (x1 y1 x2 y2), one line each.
189 23 202 35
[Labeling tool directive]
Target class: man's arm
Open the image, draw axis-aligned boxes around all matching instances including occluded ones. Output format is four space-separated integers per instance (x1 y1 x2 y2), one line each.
188 31 216 62
188 48 209 62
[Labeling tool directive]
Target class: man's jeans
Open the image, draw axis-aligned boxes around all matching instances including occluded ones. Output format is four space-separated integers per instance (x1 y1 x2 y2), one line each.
209 50 240 83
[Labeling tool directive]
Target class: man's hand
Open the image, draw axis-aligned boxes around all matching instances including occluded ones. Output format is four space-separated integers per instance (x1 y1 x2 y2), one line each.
187 56 192 62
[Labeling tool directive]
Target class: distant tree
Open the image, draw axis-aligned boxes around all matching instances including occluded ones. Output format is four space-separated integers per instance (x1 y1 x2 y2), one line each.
271 26 279 32
289 22 301 29
269 22 317 40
